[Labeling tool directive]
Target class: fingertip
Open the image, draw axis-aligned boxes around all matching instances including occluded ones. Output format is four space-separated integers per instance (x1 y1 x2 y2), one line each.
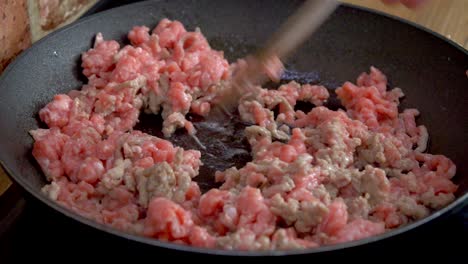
401 0 427 9
381 0 400 5
381 0 428 9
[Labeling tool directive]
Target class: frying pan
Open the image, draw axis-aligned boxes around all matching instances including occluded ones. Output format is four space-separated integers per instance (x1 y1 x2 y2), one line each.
0 0 466 257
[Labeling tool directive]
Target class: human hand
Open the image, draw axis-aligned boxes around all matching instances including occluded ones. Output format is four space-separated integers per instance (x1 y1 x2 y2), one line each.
381 0 428 9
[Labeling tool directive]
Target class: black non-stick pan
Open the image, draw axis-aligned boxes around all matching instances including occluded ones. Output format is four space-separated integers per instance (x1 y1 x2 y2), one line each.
0 0 466 257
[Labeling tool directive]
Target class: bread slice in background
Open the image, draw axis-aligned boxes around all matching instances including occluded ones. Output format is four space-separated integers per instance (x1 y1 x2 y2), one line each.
0 0 98 73
27 0 99 42
0 0 32 73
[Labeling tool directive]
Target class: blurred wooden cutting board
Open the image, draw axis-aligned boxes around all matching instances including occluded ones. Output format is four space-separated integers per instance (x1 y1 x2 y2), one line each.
0 0 466 196
343 0 468 49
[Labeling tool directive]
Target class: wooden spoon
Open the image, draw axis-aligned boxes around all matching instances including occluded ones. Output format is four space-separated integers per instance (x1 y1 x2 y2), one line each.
214 0 339 114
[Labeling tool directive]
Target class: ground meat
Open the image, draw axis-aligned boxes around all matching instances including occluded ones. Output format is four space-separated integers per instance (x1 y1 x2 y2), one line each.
31 127 69 180
135 162 176 208
216 228 271 250
318 199 349 236
345 196 371 221
294 200 329 233
39 94 74 128
331 219 385 244
41 181 61 200
270 194 300 225
143 197 194 240
419 189 456 210
359 166 391 205
271 228 318 250
162 112 189 137
34 19 458 251
101 158 132 190
397 196 429 220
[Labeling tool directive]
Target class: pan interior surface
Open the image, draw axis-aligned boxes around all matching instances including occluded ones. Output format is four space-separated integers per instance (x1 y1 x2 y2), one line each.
0 0 466 256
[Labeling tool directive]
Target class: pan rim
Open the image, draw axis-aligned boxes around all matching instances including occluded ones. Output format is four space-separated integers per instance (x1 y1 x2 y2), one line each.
343 2 467 53
0 0 466 256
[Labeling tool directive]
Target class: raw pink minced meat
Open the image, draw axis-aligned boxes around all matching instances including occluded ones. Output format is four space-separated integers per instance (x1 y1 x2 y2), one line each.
32 19 458 251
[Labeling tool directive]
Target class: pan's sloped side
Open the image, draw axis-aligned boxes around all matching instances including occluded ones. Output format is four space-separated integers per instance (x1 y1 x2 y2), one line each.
0 0 466 256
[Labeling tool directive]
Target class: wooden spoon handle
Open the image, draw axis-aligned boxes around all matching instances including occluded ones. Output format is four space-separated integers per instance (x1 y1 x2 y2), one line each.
259 0 339 60
213 0 339 115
